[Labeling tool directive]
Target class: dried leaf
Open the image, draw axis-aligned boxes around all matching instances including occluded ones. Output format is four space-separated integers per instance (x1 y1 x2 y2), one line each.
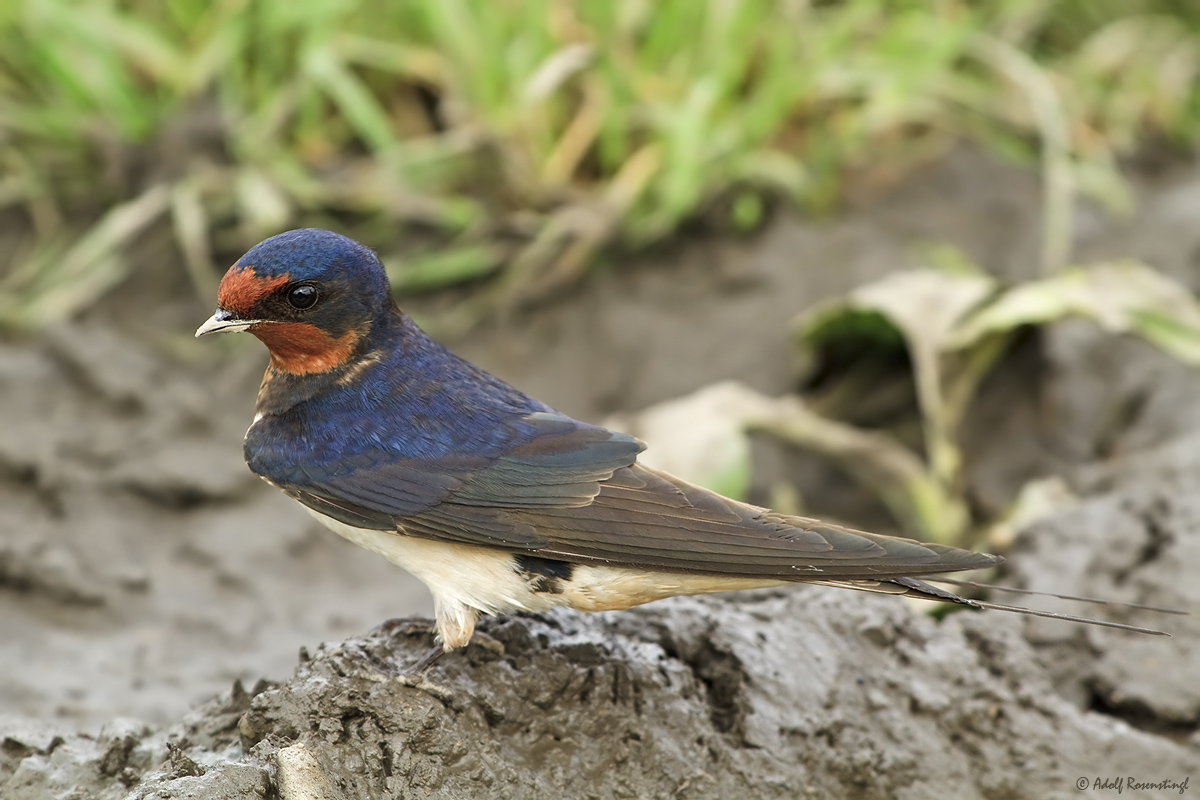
950 260 1200 363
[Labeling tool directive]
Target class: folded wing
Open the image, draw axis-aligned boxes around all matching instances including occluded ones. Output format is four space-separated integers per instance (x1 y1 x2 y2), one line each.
271 410 998 580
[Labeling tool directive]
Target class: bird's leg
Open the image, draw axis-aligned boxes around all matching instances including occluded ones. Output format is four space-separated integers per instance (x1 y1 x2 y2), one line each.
404 644 447 679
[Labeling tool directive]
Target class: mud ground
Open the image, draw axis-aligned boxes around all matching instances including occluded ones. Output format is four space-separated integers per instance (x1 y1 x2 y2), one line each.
2 148 1199 797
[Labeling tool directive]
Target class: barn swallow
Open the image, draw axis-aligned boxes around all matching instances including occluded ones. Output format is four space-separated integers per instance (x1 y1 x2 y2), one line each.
196 229 1173 674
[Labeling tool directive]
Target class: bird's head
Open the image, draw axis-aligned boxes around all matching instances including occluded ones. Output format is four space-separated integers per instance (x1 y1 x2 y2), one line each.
196 229 393 375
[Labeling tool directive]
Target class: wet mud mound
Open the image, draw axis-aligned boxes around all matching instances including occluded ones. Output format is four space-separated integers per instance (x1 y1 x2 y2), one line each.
5 581 1196 799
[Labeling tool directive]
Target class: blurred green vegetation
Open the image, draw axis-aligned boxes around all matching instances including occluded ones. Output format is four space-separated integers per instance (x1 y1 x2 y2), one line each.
2 0 1199 329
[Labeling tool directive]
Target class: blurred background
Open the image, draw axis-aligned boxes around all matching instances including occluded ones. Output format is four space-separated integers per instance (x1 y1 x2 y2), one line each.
3 0 1200 735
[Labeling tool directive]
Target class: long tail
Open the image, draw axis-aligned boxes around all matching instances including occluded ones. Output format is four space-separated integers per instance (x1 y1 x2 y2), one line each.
818 576 1183 636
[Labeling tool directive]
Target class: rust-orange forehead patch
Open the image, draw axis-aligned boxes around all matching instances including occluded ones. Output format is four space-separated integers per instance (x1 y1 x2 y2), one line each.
217 265 289 316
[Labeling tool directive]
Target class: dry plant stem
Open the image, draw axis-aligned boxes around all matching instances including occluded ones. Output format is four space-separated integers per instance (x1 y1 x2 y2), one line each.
750 401 969 544
970 34 1073 276
171 180 219 300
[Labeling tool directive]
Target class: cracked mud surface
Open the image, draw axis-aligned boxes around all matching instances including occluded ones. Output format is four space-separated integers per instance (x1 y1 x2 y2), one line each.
3 148 1200 797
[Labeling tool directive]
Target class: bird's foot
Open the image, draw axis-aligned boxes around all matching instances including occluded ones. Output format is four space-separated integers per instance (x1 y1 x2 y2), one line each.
395 672 453 702
339 641 454 700
396 644 453 701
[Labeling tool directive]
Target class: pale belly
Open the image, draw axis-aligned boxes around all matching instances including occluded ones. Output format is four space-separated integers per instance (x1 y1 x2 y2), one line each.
303 507 786 649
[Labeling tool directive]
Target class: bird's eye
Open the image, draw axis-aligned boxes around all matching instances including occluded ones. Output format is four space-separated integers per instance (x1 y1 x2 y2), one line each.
286 284 319 310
